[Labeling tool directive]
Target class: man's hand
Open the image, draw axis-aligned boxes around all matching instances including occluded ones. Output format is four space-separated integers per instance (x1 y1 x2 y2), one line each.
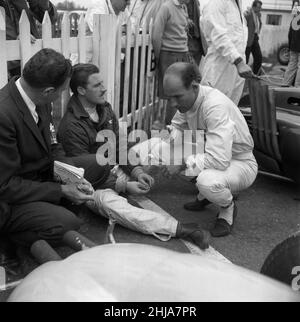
137 173 155 189
126 181 150 195
236 60 254 79
77 178 94 195
61 184 94 205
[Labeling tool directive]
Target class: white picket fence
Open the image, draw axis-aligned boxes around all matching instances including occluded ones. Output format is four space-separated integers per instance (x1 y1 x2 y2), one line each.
0 9 163 132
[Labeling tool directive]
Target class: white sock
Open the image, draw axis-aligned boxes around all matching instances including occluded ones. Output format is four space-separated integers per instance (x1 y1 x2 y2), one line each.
218 202 234 225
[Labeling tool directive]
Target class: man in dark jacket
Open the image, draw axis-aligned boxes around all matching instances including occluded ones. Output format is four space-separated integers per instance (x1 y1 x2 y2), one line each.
0 0 57 76
284 4 300 87
58 63 155 195
244 0 263 75
0 49 94 248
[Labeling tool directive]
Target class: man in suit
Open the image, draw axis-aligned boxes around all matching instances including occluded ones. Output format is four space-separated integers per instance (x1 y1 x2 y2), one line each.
245 0 263 75
0 49 95 248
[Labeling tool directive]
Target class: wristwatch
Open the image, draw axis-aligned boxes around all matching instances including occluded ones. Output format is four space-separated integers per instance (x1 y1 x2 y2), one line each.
233 57 243 66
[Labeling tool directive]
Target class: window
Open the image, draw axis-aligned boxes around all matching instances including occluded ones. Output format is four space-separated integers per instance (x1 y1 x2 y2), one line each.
266 14 282 26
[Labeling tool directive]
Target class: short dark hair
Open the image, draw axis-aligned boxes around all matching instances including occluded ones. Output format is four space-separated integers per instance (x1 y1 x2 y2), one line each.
70 64 100 95
23 48 72 89
180 63 201 89
252 0 262 7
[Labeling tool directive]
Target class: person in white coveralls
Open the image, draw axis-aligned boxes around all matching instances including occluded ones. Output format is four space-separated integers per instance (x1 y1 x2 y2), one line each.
200 0 254 105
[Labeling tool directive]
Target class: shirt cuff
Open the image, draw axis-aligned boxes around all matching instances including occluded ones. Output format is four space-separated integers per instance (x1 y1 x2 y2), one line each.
185 154 205 177
130 166 145 180
230 51 243 64
115 175 129 194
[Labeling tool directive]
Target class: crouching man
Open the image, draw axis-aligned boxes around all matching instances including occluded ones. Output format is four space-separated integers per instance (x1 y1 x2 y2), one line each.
162 62 258 237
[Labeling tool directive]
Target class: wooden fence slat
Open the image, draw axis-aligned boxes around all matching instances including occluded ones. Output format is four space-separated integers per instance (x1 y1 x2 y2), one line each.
42 11 52 48
61 12 70 58
0 8 8 88
60 12 71 117
122 20 132 122
144 19 154 134
99 15 117 109
92 15 100 67
137 22 147 130
19 10 31 72
130 23 141 130
78 14 86 63
114 21 122 120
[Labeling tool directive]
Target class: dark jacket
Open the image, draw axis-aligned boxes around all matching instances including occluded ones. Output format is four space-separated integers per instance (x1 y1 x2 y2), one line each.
244 8 262 47
0 0 57 40
288 13 300 53
0 78 62 205
57 95 135 175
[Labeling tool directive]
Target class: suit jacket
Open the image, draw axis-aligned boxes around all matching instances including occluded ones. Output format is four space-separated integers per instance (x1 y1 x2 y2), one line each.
0 78 62 205
244 8 262 47
0 0 57 40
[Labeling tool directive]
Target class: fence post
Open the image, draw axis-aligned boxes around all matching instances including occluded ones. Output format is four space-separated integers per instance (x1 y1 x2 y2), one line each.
98 15 117 110
19 10 31 72
114 20 122 119
60 12 71 117
42 11 52 48
78 14 86 63
0 7 8 89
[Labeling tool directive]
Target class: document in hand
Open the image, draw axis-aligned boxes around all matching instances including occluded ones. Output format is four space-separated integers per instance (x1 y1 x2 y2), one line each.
53 161 85 185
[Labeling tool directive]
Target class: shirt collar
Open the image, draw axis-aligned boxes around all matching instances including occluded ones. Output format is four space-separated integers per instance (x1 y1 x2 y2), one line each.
15 78 38 123
186 85 205 116
68 95 90 119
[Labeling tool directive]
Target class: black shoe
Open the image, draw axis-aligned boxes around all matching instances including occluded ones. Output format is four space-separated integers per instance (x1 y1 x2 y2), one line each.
184 199 211 211
211 203 238 237
176 223 210 250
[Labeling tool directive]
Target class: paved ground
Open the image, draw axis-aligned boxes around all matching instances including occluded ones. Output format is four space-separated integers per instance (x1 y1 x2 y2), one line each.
147 172 300 272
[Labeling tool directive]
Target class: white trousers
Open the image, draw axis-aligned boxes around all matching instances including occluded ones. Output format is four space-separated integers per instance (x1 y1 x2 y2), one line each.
132 138 258 208
200 54 245 106
87 189 178 241
196 157 258 208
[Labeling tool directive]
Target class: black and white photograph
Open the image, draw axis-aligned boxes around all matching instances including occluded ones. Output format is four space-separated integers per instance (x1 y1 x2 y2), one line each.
0 0 300 305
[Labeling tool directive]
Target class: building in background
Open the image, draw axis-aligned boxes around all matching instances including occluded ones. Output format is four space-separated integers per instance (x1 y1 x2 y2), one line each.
256 0 294 62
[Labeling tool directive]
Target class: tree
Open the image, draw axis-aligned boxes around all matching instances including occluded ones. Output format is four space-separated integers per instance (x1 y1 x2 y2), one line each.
56 1 85 11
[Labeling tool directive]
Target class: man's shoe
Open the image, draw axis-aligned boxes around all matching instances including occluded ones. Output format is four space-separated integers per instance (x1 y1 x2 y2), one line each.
184 199 211 211
211 203 238 237
176 223 210 250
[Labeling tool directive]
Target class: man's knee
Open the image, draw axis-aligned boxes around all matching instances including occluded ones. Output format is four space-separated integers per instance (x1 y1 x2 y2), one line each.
9 203 82 247
196 171 225 191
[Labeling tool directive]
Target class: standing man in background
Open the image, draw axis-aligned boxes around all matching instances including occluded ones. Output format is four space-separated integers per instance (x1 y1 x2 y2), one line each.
245 1 263 76
200 0 254 105
283 2 300 87
186 0 204 66
152 0 194 125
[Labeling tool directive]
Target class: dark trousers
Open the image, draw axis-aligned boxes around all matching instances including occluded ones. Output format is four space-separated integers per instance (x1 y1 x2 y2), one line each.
246 34 262 75
0 154 111 247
